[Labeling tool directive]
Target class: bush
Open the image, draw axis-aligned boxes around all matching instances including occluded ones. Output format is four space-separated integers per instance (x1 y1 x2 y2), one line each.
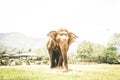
97 49 118 64
42 60 48 64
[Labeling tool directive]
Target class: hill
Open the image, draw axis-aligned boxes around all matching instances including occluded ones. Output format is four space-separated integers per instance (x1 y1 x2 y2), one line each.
0 32 47 50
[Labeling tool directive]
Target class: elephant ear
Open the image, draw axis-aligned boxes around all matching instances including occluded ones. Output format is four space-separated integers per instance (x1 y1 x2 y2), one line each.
68 32 78 45
47 30 57 40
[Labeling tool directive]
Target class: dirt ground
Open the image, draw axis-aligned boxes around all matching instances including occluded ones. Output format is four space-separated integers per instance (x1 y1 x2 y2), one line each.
0 63 116 75
18 63 107 75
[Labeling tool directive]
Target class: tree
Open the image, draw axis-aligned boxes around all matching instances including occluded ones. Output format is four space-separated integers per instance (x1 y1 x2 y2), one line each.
28 49 32 52
77 40 118 63
76 33 120 64
108 33 120 53
0 44 7 57
77 41 93 61
77 41 105 62
97 46 118 64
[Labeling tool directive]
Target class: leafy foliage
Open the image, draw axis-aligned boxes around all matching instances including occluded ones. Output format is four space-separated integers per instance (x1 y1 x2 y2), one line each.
77 40 118 64
77 41 105 62
97 44 118 63
108 33 120 53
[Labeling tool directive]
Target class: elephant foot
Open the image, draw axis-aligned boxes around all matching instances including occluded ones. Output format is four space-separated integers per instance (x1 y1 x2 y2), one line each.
50 66 56 69
50 63 57 68
56 66 60 69
62 70 68 72
62 68 68 72
56 66 63 69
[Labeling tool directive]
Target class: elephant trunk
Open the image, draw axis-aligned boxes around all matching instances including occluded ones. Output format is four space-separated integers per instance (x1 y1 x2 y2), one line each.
59 44 69 72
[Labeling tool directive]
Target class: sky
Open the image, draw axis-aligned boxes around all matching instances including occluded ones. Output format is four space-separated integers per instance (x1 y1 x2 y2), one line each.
0 0 120 45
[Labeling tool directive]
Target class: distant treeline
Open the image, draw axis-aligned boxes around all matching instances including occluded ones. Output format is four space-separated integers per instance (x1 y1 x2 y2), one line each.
69 33 120 64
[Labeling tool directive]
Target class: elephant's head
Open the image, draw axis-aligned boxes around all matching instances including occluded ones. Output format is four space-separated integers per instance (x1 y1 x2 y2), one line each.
47 28 78 46
56 28 77 46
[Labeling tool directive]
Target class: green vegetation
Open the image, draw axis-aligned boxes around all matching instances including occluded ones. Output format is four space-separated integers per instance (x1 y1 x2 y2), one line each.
77 41 105 62
98 47 118 63
0 64 120 80
76 40 118 63
76 33 120 64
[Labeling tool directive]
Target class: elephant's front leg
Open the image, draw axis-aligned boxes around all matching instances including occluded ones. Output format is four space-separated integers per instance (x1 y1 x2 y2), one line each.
56 47 63 68
62 53 68 72
60 46 68 72
49 50 55 68
57 54 63 68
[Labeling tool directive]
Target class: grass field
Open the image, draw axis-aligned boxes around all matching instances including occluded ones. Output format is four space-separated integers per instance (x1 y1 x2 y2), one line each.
0 64 120 80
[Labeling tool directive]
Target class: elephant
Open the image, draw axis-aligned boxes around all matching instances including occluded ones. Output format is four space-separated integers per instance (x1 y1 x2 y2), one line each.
47 28 78 72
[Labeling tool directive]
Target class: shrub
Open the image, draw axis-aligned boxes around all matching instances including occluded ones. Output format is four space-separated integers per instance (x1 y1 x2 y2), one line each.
97 49 118 64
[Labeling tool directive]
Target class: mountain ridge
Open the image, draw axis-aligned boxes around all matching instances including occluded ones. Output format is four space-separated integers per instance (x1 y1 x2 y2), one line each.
0 32 47 50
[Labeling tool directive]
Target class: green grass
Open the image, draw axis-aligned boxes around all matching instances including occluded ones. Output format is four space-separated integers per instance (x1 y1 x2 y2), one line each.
0 64 120 80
